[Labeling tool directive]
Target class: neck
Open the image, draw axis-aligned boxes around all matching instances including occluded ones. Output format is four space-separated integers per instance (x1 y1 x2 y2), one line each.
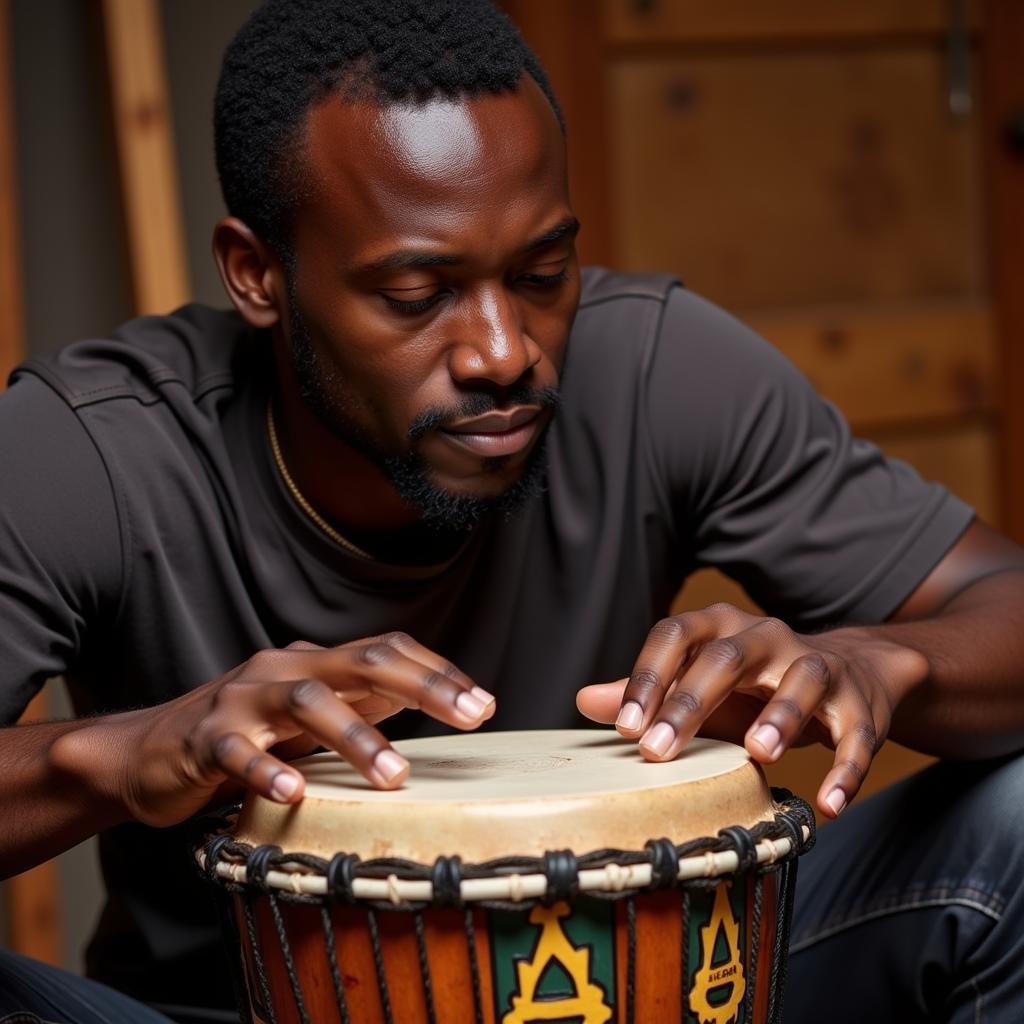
270 376 467 566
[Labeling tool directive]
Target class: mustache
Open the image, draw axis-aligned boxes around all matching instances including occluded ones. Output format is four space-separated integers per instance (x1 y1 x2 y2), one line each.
408 385 562 441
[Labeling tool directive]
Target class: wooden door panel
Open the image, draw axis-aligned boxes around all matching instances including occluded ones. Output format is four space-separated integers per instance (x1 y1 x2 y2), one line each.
605 0 982 45
746 301 996 429
610 50 983 309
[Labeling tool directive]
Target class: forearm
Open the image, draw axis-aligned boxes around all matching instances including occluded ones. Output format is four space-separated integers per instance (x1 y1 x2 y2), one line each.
0 715 131 879
842 569 1024 759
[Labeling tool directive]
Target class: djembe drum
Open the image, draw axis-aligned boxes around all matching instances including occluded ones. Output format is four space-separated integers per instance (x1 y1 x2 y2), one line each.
195 730 814 1024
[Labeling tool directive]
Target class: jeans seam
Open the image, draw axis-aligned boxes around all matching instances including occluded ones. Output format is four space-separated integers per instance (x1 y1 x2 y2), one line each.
790 896 1002 954
972 975 983 1024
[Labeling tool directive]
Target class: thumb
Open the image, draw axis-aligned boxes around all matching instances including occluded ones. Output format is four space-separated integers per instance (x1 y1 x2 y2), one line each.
576 679 629 724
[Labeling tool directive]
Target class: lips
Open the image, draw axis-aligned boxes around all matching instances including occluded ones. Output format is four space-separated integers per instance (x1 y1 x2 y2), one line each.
439 405 544 457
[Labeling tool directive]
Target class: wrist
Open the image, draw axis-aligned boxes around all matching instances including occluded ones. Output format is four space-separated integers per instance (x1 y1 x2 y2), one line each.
47 711 142 828
818 623 932 712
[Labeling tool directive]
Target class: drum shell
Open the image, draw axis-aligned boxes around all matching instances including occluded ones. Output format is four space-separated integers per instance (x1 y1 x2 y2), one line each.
231 870 785 1024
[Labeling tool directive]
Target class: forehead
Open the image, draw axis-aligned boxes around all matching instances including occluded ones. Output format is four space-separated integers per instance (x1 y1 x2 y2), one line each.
294 76 570 264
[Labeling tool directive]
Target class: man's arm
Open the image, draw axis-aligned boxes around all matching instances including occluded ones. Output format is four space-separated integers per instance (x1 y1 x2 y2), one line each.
577 519 1024 819
1 635 495 880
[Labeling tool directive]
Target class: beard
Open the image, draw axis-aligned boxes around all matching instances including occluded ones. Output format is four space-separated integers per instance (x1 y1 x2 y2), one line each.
287 292 560 533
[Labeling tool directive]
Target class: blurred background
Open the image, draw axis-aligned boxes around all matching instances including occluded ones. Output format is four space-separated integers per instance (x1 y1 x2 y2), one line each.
2 0 1022 976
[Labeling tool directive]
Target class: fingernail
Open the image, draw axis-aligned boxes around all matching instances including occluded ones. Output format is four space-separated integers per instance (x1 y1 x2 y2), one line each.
825 787 847 816
470 686 496 713
372 749 409 785
616 701 643 732
456 691 487 719
270 772 299 802
751 723 782 759
640 721 675 757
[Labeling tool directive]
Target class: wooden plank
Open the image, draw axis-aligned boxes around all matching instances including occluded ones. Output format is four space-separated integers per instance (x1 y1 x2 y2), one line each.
101 0 190 315
0 0 62 967
610 49 983 310
0 0 23 384
979 0 1024 544
747 301 996 430
605 0 983 47
500 1 613 267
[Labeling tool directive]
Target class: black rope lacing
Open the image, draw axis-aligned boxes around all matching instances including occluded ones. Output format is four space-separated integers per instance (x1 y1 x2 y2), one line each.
196 792 814 914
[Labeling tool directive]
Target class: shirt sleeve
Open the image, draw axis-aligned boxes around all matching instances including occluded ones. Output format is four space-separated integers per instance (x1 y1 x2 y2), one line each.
645 287 975 629
0 374 123 722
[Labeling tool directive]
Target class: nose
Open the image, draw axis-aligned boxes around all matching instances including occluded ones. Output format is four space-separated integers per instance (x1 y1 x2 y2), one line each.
447 285 542 388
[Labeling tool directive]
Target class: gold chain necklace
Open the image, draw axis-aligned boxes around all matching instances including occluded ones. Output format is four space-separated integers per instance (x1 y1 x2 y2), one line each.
266 400 374 560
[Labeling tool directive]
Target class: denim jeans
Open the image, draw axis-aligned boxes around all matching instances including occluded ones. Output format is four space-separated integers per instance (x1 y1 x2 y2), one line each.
2 753 1022 1024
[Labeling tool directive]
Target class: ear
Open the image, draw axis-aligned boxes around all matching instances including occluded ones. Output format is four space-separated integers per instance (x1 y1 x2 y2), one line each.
212 217 286 329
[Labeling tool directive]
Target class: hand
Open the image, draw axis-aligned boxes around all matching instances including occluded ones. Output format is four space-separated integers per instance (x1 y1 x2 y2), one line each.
576 603 928 818
52 633 494 828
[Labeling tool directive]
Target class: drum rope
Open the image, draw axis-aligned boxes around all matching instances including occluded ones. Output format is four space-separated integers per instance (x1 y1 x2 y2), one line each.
413 911 438 1024
268 892 311 1024
241 895 276 1024
463 909 485 1024
745 874 764 1023
367 908 395 1024
625 896 637 1024
679 889 690 1022
318 905 351 1024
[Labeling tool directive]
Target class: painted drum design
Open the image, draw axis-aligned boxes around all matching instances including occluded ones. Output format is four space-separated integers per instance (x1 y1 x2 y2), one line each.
194 730 814 1024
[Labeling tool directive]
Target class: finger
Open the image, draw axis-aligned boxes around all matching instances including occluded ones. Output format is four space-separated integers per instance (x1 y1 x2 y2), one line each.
339 643 494 728
617 613 718 736
575 680 628 723
816 715 879 818
638 623 777 762
202 730 307 804
744 653 831 763
259 678 411 789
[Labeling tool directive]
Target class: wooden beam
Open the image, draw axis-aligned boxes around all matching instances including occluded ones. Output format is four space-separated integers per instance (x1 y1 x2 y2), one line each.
101 0 190 315
0 0 24 384
980 0 1024 543
500 1 613 267
746 301 997 431
605 0 983 48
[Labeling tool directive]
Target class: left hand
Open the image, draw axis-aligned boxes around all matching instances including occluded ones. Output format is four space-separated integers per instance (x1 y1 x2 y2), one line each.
576 603 929 818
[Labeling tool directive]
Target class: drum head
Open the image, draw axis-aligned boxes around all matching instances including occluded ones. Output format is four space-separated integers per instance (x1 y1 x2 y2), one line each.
235 731 774 860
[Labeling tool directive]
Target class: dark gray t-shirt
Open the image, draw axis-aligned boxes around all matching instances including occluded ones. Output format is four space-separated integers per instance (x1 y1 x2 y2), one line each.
0 269 972 1006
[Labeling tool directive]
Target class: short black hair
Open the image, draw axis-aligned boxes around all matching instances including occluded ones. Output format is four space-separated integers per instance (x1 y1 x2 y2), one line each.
214 0 563 259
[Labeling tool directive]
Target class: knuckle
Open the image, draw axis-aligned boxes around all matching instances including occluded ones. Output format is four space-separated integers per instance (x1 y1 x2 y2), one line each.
666 689 703 715
288 678 326 709
649 617 686 644
838 758 866 782
246 648 281 673
441 661 462 679
356 642 396 668
702 638 744 671
769 696 805 723
285 639 316 651
342 720 373 746
799 653 831 686
853 719 879 751
212 731 245 764
629 667 664 697
419 671 446 695
381 631 412 648
705 602 737 618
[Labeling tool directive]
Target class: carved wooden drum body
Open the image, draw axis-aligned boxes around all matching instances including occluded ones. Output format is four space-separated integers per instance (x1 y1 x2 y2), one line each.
196 730 814 1024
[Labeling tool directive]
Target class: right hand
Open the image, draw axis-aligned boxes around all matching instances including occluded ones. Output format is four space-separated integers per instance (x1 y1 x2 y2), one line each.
52 633 494 828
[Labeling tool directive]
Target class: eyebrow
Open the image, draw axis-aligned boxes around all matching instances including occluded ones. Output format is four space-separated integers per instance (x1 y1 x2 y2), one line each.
357 216 581 275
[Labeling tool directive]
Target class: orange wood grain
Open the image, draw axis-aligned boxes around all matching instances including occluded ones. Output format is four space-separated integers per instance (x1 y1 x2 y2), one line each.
605 0 983 47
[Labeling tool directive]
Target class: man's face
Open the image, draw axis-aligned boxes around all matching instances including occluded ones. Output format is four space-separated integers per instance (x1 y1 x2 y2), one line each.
281 75 579 528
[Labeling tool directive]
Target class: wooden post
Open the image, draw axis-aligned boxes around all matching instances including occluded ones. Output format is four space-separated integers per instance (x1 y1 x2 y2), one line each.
101 0 191 315
499 1 613 268
0 0 62 966
981 0 1024 543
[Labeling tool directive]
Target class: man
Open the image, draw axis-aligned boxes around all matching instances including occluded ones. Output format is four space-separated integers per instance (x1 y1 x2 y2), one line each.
1 1 1022 1022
